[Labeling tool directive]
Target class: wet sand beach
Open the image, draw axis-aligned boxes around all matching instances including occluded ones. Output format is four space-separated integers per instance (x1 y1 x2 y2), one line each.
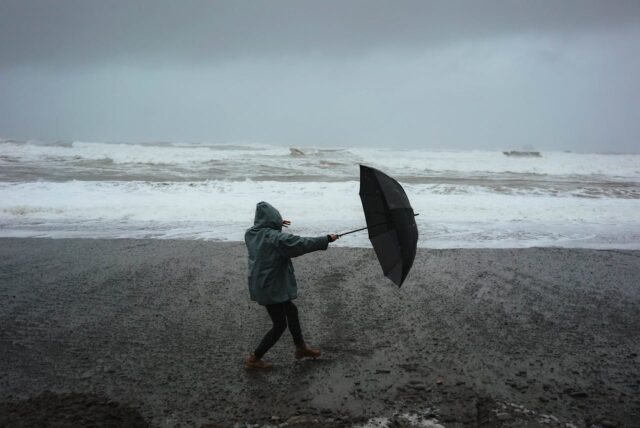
1 238 639 427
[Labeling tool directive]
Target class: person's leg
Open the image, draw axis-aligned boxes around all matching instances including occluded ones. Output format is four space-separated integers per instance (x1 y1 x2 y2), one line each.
283 300 304 346
253 303 287 359
283 300 321 360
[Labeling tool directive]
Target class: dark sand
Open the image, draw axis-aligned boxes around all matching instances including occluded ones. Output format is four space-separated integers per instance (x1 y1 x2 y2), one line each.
1 238 639 427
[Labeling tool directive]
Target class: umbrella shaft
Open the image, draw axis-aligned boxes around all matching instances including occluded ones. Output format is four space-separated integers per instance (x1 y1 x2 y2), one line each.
338 213 419 238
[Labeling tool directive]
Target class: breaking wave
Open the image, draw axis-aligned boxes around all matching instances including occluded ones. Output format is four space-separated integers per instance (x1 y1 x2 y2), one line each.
1 138 639 247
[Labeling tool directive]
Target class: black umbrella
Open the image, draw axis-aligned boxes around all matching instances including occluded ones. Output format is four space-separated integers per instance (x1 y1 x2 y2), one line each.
339 165 418 287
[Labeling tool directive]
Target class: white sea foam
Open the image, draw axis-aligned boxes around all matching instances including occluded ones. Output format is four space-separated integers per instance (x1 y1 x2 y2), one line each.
349 148 640 179
1 180 638 248
1 138 639 248
0 139 289 165
2 139 639 180
353 412 444 428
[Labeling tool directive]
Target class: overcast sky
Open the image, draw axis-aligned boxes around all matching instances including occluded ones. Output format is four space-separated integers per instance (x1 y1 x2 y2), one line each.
1 0 639 152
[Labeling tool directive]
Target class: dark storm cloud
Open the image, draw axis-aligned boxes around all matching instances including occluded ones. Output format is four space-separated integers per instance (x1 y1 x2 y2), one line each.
1 0 640 67
1 1 639 152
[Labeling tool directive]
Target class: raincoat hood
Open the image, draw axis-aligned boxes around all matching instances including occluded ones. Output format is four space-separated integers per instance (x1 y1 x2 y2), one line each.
253 201 283 231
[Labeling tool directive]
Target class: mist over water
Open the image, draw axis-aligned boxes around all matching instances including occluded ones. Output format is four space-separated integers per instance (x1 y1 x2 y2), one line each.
1 138 639 248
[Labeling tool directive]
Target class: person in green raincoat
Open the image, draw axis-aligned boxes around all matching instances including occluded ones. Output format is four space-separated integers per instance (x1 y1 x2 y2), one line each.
244 201 338 369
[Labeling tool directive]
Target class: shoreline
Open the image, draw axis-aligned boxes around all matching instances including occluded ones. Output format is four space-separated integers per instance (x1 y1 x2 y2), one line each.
1 235 640 251
1 238 639 427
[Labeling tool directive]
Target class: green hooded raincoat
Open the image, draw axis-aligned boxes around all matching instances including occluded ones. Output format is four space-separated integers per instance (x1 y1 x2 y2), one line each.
245 202 329 305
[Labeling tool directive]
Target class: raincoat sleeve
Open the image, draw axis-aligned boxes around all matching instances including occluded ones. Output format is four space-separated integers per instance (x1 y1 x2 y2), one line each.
274 233 329 258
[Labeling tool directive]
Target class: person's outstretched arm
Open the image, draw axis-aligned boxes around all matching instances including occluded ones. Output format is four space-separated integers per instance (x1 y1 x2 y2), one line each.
275 232 338 258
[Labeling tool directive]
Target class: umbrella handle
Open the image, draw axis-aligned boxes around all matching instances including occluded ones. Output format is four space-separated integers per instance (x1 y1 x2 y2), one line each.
337 213 419 238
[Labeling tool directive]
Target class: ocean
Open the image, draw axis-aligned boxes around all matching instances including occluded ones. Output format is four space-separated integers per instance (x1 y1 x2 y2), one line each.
1 138 639 248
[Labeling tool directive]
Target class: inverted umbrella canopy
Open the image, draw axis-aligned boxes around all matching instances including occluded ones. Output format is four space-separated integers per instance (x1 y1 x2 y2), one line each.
358 165 418 287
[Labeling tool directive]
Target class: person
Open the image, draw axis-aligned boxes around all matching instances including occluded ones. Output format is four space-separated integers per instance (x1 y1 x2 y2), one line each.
244 201 338 369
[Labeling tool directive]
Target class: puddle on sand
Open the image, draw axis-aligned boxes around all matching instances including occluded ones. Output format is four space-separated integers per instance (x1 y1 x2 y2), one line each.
306 347 420 415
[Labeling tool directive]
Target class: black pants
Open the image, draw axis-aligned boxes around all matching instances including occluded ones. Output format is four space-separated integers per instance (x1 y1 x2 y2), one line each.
254 300 304 359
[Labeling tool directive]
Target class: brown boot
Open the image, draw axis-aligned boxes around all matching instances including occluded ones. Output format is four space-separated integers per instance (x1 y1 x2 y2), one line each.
295 343 321 360
244 353 273 370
